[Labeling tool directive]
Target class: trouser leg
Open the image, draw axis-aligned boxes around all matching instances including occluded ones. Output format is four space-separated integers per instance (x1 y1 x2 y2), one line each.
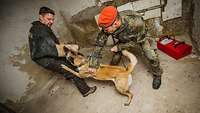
71 76 90 94
59 65 90 95
38 58 91 95
140 39 163 76
52 64 90 95
149 58 163 76
140 38 163 89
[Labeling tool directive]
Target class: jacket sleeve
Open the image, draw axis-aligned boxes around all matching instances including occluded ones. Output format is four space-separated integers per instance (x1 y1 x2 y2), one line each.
88 31 108 68
29 27 58 60
117 41 137 51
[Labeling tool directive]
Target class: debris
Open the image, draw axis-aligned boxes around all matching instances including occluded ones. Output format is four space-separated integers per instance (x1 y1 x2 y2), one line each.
48 85 60 96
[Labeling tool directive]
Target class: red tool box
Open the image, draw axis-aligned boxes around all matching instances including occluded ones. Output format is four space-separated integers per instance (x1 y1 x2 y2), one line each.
157 35 192 60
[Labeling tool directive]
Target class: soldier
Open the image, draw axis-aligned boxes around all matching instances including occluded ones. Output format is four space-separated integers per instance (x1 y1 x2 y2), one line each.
28 6 96 97
89 6 163 89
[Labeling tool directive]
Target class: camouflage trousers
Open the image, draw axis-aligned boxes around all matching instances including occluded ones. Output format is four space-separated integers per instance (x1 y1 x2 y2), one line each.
140 37 163 76
113 37 163 77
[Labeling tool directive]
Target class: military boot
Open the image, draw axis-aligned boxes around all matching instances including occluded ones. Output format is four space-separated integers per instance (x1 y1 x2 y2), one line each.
152 75 161 89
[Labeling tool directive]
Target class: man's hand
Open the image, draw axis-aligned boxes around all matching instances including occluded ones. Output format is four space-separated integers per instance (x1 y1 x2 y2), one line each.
64 44 79 53
56 44 65 57
88 68 97 74
111 45 118 52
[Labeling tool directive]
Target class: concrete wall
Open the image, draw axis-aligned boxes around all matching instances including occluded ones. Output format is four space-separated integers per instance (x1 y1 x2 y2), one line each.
191 0 200 55
50 0 95 19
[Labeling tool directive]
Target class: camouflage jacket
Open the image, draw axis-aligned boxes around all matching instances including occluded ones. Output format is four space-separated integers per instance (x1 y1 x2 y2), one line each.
89 10 146 68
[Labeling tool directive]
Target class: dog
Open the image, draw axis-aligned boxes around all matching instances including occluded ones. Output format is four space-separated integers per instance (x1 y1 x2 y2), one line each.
61 50 137 106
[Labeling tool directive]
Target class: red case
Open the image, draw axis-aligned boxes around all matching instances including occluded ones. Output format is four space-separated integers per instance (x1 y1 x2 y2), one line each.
157 35 192 60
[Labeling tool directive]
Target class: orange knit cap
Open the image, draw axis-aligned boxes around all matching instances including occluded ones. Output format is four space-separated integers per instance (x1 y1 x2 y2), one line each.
98 6 118 28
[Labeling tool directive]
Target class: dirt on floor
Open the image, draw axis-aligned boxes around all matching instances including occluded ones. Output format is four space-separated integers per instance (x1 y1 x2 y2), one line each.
7 33 200 113
15 49 200 113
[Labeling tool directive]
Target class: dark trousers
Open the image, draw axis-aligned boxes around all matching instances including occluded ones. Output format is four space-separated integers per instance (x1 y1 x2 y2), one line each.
34 57 90 95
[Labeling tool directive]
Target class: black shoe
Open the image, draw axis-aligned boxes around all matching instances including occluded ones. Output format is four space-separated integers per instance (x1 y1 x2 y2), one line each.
152 76 161 89
83 86 97 97
63 73 75 80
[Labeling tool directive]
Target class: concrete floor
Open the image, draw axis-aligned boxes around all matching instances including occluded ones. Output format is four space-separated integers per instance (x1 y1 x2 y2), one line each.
0 0 200 113
0 0 54 102
18 47 200 113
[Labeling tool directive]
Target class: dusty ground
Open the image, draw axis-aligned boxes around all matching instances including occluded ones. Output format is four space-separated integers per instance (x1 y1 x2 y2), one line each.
18 43 200 113
0 0 200 113
10 34 200 113
0 0 54 103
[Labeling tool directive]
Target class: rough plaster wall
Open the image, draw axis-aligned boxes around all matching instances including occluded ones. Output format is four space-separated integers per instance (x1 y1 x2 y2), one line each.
48 0 99 47
50 0 95 18
162 0 191 35
49 0 195 49
69 7 100 47
191 0 200 55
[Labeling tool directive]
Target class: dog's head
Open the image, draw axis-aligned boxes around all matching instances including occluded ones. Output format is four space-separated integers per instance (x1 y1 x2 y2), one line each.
64 47 86 67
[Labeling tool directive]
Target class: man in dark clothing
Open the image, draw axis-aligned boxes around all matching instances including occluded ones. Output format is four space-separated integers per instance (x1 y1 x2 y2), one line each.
28 6 96 97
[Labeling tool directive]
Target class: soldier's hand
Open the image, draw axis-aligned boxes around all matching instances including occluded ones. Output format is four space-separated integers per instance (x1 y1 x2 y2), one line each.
111 46 118 52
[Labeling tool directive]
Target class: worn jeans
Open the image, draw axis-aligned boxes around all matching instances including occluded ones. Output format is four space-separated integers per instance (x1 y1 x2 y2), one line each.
34 57 90 95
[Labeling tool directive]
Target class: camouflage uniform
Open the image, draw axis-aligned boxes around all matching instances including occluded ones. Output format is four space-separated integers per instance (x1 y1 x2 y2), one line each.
89 10 163 77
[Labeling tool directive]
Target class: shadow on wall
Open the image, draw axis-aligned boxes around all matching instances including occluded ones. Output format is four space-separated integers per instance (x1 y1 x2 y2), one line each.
59 6 100 47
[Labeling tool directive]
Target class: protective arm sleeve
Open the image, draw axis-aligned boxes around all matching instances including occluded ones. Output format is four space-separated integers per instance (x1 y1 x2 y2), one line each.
88 32 108 68
117 41 137 51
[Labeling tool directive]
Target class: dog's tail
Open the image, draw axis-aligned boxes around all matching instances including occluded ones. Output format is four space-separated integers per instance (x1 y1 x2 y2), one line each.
122 50 137 73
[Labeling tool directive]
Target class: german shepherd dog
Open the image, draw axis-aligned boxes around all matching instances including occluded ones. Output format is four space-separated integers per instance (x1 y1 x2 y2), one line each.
61 50 137 105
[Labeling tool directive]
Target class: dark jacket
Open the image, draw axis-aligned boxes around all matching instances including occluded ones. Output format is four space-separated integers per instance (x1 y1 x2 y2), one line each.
28 21 60 67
